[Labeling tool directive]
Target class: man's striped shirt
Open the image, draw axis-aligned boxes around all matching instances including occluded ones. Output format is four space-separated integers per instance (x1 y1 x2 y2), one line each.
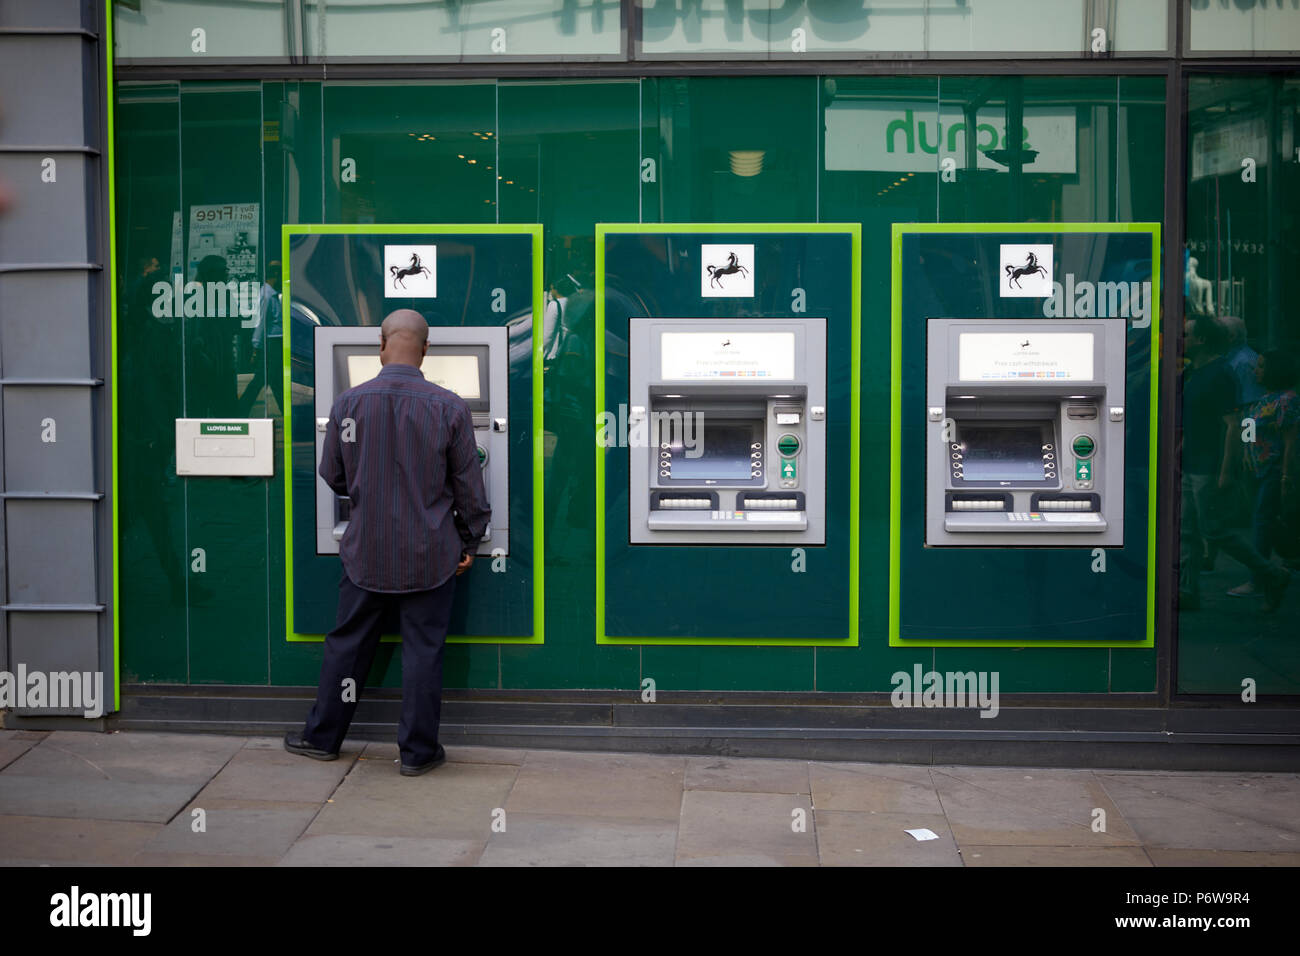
318 362 491 593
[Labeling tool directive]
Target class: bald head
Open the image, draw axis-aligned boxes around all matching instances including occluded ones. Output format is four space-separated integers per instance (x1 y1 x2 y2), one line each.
380 309 428 367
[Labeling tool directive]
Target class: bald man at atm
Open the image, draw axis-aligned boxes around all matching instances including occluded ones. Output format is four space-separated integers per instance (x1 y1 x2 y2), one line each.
285 309 491 775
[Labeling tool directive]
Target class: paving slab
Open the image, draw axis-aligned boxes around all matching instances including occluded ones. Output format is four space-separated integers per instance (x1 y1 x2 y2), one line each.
479 813 677 867
134 803 320 860
684 756 809 795
0 813 161 865
810 762 941 813
675 790 818 866
506 751 685 823
305 758 518 840
3 730 244 785
1098 772 1300 834
279 834 485 866
197 747 355 806
130 852 286 866
960 845 1152 866
0 731 44 772
814 810 962 866
0 775 203 823
1120 810 1300 853
931 767 1141 847
1147 848 1300 867
362 741 528 765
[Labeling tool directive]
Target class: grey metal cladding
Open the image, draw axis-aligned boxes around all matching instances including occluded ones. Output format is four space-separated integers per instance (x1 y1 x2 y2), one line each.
0 36 93 147
8 613 101 716
0 0 96 31
3 387 95 492
6 501 98 605
0 274 94 379
0 153 93 264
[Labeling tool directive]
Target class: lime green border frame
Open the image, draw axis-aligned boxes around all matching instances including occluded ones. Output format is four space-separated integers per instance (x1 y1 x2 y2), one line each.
281 223 545 645
106 0 122 708
594 223 861 647
888 222 1161 648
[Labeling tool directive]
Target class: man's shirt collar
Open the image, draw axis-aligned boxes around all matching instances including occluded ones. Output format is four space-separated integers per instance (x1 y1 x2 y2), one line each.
378 363 425 379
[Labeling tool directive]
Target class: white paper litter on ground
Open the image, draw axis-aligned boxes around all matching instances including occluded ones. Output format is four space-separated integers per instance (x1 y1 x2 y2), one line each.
904 828 940 841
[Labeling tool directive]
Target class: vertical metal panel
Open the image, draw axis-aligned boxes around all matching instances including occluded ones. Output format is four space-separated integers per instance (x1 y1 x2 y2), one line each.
2 388 95 492
5 501 98 605
0 154 93 264
0 0 95 31
0 0 115 718
0 36 93 147
8 612 103 716
0 274 94 380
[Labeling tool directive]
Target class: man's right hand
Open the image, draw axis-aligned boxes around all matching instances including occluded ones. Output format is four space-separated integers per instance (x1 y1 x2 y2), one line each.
456 552 474 576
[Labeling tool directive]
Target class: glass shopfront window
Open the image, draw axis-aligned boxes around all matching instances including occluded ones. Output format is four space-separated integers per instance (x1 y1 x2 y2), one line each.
113 0 1170 62
1178 74 1300 695
636 0 1168 59
1187 0 1300 56
114 74 1166 693
305 0 623 59
114 0 292 60
113 0 624 61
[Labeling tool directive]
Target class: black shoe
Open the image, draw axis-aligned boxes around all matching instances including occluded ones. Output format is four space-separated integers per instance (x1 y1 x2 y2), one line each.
283 731 339 761
400 744 446 776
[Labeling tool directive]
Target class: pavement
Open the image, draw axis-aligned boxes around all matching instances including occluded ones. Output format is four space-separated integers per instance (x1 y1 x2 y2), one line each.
0 729 1298 866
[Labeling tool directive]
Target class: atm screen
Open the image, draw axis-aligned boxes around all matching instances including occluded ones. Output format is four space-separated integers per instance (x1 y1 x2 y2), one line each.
668 421 760 481
959 425 1046 481
344 354 481 398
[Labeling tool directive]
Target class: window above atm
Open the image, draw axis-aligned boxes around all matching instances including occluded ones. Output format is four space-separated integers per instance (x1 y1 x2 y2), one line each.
112 0 1172 64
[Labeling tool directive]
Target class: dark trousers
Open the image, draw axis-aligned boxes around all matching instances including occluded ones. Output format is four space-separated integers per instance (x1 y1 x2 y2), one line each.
302 571 456 765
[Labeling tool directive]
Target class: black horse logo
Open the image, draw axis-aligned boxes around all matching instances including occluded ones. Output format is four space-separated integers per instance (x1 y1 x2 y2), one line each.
706 251 750 290
1005 252 1047 289
1021 340 1031 348
390 253 431 290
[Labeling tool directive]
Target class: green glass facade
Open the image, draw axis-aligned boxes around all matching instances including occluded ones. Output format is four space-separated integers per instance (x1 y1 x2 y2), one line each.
107 1 1300 704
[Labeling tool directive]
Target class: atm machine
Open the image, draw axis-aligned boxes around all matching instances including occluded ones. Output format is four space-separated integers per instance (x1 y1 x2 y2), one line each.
925 318 1126 547
628 318 826 546
312 325 508 556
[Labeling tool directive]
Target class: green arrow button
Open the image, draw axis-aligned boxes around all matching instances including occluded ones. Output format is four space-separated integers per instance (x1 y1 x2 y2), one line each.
781 458 796 479
1075 459 1091 480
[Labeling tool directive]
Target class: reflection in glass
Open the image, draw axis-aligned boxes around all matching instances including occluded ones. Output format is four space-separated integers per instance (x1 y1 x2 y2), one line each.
114 0 290 58
1179 75 1300 694
306 0 621 58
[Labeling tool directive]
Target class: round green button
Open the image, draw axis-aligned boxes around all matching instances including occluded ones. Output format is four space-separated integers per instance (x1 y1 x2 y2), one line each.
476 446 488 465
1071 435 1095 458
777 434 801 456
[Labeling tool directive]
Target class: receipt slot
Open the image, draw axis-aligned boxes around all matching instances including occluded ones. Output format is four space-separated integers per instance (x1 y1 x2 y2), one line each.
629 318 826 545
926 319 1126 547
312 325 507 556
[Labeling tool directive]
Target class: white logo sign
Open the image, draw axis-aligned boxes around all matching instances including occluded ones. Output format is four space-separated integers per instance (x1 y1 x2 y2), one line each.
384 244 437 298
700 244 754 298
999 244 1053 298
